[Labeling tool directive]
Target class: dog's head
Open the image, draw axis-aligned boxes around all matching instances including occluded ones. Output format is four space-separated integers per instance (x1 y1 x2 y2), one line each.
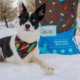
17 3 46 43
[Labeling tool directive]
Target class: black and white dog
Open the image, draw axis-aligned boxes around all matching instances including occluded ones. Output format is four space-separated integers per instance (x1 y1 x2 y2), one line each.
0 2 53 75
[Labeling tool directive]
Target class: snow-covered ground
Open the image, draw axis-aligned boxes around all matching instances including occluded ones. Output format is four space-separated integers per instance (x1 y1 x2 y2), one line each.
0 2 80 80
0 54 80 80
0 25 80 80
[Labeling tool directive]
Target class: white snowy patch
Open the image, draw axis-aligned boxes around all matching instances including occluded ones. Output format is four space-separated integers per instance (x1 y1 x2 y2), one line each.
0 54 80 80
0 28 80 80
0 28 17 39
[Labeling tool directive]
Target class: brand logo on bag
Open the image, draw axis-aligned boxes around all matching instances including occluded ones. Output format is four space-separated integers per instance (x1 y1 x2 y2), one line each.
40 25 57 36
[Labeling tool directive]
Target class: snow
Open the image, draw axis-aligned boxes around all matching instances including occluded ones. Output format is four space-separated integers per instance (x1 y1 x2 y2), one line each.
0 28 17 38
0 54 80 80
0 2 80 80
0 29 80 80
0 18 18 29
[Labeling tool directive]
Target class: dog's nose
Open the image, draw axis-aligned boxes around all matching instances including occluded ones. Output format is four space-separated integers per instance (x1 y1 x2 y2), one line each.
25 24 30 29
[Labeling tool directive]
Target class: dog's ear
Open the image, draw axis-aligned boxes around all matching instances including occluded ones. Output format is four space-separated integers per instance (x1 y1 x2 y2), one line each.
35 3 46 21
21 3 27 13
17 2 27 16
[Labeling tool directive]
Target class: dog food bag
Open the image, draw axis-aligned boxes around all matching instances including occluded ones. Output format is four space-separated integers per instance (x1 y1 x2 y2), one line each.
35 0 79 55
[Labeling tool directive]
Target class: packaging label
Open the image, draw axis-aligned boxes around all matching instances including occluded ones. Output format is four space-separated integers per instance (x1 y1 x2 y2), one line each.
39 23 80 55
40 25 57 36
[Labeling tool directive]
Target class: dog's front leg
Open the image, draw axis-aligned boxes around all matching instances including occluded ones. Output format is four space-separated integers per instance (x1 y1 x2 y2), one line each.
31 56 54 75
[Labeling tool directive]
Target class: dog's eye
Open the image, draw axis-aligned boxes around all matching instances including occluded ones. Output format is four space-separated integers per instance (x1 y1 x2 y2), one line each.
33 19 35 22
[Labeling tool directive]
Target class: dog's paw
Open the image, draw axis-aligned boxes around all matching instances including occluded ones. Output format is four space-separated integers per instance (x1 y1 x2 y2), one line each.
43 64 54 71
47 67 54 71
43 68 53 75
46 71 53 75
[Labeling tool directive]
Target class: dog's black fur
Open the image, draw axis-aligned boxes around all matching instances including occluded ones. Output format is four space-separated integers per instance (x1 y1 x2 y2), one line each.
0 36 13 58
19 3 46 30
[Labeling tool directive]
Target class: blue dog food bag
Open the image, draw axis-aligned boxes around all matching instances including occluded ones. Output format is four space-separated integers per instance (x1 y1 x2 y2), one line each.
35 0 79 54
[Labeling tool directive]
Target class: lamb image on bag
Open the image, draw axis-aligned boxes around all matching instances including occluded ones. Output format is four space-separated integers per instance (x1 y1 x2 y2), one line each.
40 43 47 53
